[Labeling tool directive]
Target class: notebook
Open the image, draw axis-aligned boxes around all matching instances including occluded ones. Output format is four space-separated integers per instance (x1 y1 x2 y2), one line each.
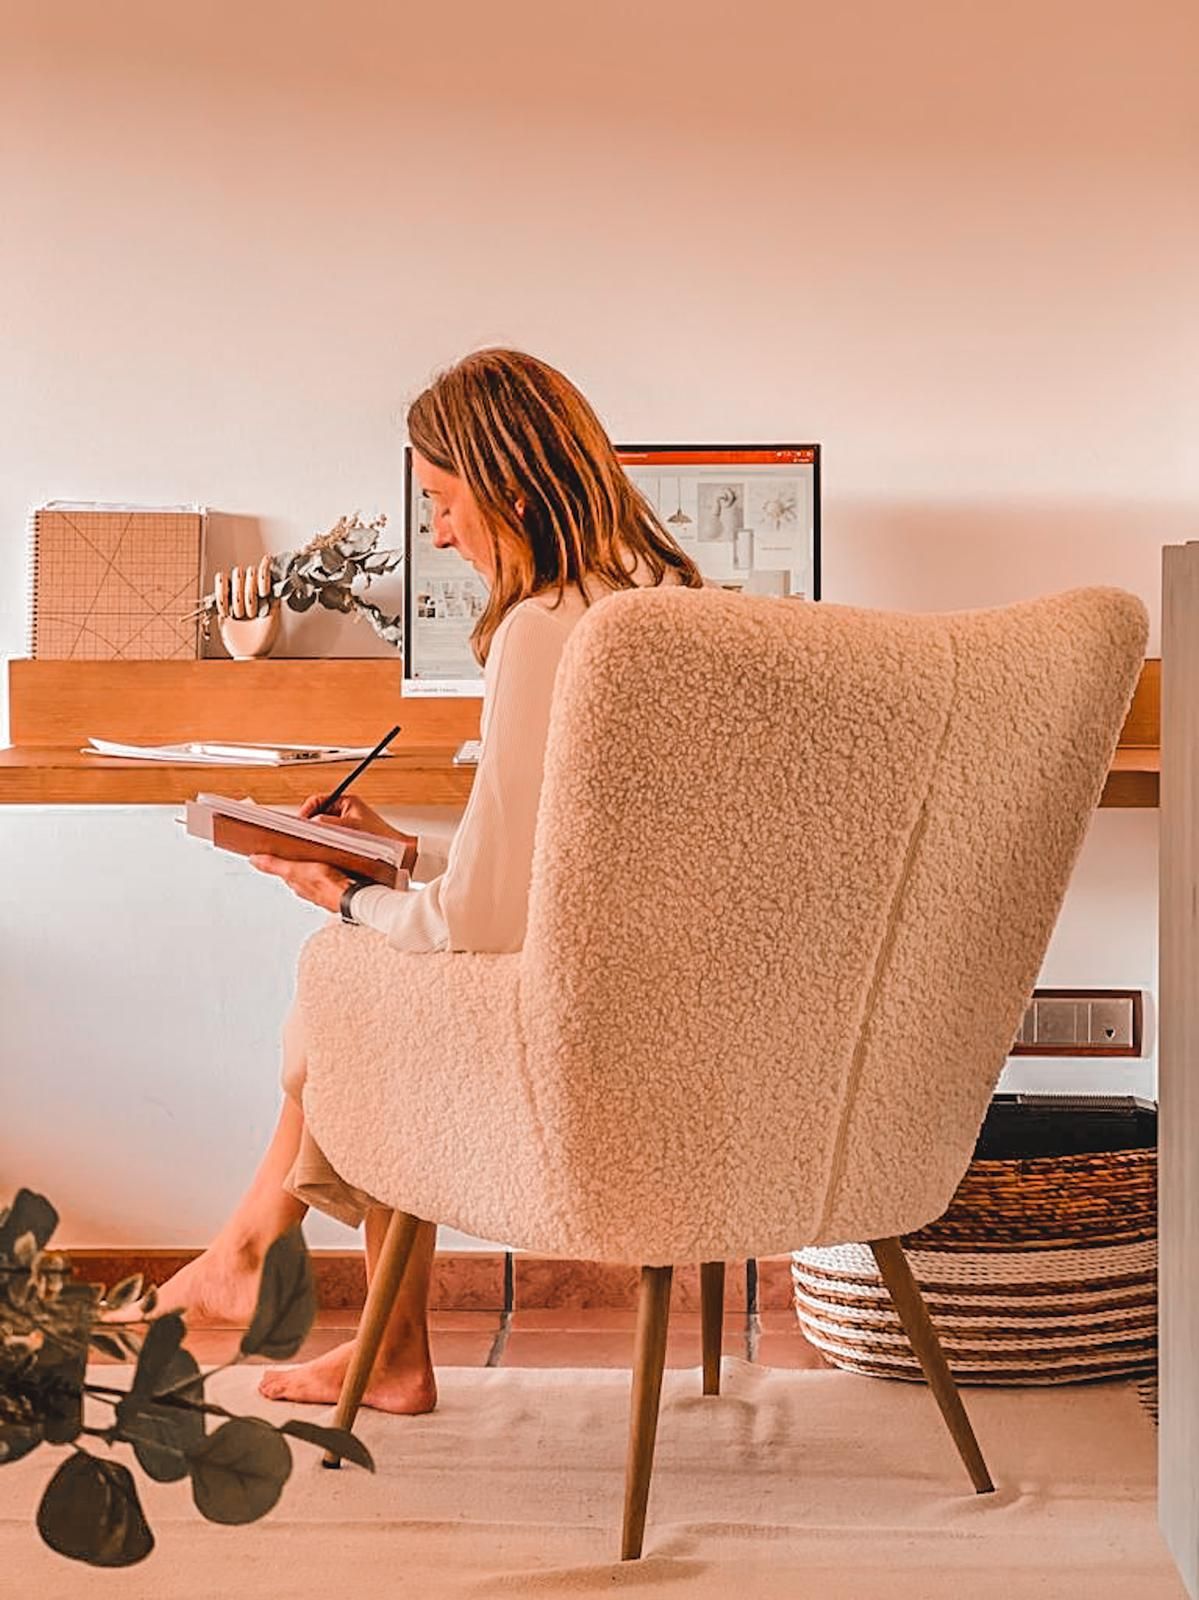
28 502 206 660
184 794 407 888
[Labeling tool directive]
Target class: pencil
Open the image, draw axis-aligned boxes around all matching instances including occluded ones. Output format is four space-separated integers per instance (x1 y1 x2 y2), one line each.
309 724 402 816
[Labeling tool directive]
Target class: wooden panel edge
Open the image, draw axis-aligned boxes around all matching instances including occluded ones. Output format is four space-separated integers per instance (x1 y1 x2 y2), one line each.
66 1249 508 1312
1159 547 1199 1597
64 1250 775 1313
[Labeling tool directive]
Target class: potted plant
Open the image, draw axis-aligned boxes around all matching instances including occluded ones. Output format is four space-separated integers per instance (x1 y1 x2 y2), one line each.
194 512 405 658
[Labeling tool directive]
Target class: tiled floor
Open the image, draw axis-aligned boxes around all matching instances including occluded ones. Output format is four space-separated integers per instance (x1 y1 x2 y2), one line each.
96 1308 829 1370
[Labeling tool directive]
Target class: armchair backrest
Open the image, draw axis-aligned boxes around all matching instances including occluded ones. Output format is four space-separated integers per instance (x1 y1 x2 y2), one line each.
520 585 1147 1264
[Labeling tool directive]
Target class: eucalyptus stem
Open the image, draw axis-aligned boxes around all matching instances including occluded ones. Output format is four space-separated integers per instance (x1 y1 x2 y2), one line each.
82 1383 123 1406
153 1354 240 1401
81 1381 237 1424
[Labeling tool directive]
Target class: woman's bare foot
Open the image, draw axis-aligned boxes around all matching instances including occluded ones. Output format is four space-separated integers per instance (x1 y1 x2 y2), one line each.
104 1240 265 1328
257 1339 437 1415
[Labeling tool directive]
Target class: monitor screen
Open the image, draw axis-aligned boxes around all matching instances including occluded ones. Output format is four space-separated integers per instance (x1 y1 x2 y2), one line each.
403 443 821 696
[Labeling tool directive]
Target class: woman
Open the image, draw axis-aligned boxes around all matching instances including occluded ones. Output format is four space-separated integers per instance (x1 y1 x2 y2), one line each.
143 348 704 1414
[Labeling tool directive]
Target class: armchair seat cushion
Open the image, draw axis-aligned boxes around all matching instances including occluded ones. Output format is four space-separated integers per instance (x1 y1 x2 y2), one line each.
297 924 558 1250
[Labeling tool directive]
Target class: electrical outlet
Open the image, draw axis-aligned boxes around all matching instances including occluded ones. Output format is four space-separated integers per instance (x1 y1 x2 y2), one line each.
1011 989 1142 1058
1033 999 1081 1047
1087 998 1136 1049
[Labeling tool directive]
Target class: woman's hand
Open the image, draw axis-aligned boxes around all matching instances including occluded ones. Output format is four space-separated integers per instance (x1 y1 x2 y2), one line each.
299 791 409 843
248 855 351 914
299 792 419 874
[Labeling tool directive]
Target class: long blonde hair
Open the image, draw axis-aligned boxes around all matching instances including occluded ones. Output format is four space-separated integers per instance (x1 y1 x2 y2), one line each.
407 348 703 664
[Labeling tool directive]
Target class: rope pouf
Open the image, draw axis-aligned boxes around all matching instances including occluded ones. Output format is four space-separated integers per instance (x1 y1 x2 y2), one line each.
794 1106 1157 1385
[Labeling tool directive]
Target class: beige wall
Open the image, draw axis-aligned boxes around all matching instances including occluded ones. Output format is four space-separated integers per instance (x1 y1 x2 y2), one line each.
1 1 1194 1243
3 0 1196 648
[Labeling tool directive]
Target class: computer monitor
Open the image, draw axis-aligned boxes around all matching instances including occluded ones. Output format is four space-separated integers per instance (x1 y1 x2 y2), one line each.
403 443 821 696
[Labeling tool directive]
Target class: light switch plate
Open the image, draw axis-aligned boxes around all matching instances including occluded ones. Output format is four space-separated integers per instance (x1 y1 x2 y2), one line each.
1011 989 1142 1057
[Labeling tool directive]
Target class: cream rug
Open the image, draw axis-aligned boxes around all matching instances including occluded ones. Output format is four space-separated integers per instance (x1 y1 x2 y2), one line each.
0 1361 1184 1598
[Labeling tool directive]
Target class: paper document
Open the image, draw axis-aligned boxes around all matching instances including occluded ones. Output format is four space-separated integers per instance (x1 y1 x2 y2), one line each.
40 501 205 514
84 737 393 766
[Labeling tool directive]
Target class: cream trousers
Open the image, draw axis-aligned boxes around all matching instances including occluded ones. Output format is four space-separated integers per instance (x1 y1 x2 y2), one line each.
281 999 380 1230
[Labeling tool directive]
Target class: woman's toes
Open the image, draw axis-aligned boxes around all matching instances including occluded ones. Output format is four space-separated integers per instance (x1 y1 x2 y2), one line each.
257 1370 287 1400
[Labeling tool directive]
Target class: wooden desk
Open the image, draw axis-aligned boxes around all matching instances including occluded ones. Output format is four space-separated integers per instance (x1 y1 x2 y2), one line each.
0 660 479 806
0 656 1161 807
0 744 478 806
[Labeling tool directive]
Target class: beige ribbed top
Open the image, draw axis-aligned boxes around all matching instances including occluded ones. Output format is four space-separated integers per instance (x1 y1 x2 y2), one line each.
352 573 669 952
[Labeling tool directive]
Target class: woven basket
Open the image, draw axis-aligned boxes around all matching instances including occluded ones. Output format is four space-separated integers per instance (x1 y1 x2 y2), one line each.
794 1144 1157 1384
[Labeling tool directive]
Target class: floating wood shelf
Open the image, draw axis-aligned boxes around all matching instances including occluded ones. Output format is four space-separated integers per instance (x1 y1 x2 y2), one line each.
0 656 1161 807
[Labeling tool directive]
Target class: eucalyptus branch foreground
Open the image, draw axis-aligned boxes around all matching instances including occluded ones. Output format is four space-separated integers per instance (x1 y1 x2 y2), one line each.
0 1188 373 1568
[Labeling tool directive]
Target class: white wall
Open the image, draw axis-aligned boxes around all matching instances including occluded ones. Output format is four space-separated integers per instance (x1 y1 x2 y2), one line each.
2 1 1195 1244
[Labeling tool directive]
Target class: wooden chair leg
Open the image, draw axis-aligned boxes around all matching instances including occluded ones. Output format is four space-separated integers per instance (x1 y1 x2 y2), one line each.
700 1261 725 1396
869 1237 994 1494
621 1265 673 1560
322 1209 424 1468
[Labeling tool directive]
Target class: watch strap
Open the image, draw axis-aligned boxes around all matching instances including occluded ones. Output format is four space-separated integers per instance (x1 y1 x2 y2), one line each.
339 877 367 924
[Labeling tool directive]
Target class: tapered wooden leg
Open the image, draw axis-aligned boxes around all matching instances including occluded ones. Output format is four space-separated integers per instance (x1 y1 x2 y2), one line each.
870 1237 994 1494
621 1265 673 1560
700 1261 725 1396
323 1210 424 1468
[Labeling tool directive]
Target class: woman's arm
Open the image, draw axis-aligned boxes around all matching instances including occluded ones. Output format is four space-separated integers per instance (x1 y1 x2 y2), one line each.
349 601 571 953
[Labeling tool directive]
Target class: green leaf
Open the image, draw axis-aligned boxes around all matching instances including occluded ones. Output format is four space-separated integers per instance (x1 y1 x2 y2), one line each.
340 528 377 557
0 1190 58 1256
113 1326 145 1358
103 1273 144 1312
279 1419 374 1471
37 1288 92 1445
131 1313 184 1397
0 1424 42 1465
187 1417 292 1524
239 1228 316 1360
36 1452 155 1567
118 1347 204 1483
362 551 399 573
89 1330 129 1362
41 1383 83 1446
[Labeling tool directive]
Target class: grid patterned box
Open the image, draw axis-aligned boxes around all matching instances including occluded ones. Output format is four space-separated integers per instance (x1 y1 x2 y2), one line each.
28 503 205 660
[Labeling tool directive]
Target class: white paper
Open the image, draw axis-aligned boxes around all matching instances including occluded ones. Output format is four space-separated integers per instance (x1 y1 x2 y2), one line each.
83 737 391 766
40 500 206 514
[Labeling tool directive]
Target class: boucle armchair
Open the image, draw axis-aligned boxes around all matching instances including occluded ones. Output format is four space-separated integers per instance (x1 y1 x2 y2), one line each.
298 583 1146 1559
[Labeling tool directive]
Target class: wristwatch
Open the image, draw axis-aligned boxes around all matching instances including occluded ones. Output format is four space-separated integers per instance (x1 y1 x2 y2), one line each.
339 877 367 925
